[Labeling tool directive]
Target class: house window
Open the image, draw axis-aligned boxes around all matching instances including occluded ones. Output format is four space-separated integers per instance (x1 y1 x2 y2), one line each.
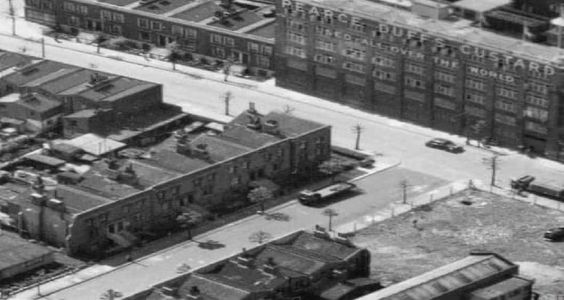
248 42 259 52
139 31 150 41
79 5 88 15
211 34 223 44
111 25 122 35
101 10 112 21
223 37 234 46
231 176 240 186
257 55 270 68
68 16 80 26
151 21 162 30
262 46 272 56
138 18 149 29
112 13 124 23
63 2 75 12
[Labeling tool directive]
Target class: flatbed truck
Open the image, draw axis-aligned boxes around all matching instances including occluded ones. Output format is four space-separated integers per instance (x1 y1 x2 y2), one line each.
298 181 356 205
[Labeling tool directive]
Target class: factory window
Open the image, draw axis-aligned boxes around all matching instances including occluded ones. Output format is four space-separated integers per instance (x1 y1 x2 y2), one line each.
496 87 518 100
343 61 365 74
345 74 365 86
315 40 336 52
287 19 305 32
525 94 549 108
314 53 334 64
465 93 485 105
405 63 425 75
528 81 549 95
350 22 366 33
465 78 484 90
343 47 366 61
495 100 517 113
373 70 396 81
434 98 455 110
315 26 333 37
285 46 306 58
316 66 337 78
287 32 306 45
405 77 423 88
435 71 456 83
372 55 395 67
434 84 455 97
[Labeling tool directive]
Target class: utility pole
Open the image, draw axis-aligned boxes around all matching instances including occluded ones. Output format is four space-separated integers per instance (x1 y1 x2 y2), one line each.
482 155 500 188
352 123 364 150
41 38 45 58
8 0 16 36
399 179 410 204
223 91 232 116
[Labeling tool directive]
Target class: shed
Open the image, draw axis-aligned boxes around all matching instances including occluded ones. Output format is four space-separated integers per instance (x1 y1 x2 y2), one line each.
24 153 66 169
65 133 126 157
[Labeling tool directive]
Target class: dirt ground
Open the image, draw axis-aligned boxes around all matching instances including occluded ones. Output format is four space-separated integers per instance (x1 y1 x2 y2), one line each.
353 189 564 296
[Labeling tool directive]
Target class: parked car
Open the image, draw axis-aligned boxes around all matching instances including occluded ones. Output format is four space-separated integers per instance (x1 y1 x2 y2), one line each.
425 138 464 153
544 227 564 241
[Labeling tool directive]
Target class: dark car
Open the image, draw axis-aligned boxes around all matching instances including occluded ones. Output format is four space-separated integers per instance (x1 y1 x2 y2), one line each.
425 138 464 153
544 227 564 241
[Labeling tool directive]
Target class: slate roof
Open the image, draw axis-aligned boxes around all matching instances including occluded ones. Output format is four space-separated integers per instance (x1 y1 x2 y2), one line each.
0 234 53 271
178 274 250 300
469 276 532 298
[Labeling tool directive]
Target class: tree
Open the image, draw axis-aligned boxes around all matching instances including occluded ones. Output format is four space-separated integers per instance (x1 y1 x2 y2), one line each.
176 211 202 240
482 155 500 188
249 230 272 244
8 0 15 36
100 289 123 300
223 91 232 116
318 159 346 182
322 208 338 231
167 42 182 70
95 34 108 54
399 179 410 204
283 105 295 115
352 124 364 150
248 186 273 212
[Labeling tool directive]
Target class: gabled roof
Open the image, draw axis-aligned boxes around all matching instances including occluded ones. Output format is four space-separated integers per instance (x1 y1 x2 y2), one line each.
178 274 250 300
357 253 517 300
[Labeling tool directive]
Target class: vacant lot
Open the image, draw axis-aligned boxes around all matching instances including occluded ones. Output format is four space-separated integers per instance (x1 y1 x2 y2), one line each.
353 189 564 295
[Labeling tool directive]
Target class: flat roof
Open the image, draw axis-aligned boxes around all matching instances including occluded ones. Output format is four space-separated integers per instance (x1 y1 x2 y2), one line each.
190 134 253 162
65 133 126 156
0 234 53 271
25 154 66 167
54 184 114 213
16 93 61 113
77 77 154 102
21 67 79 89
305 0 564 64
171 1 222 22
40 69 106 95
453 0 511 13
207 10 264 31
246 22 276 39
0 52 33 72
4 60 70 87
97 0 138 6
133 0 197 14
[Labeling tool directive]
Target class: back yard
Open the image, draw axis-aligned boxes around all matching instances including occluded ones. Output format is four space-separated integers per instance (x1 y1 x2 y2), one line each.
353 189 564 296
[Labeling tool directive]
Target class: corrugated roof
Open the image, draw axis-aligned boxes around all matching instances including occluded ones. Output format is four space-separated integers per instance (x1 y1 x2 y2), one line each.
470 276 532 298
357 254 516 300
65 133 126 156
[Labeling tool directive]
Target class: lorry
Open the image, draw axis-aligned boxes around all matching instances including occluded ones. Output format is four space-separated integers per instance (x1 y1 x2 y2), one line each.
298 181 357 205
510 175 564 201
